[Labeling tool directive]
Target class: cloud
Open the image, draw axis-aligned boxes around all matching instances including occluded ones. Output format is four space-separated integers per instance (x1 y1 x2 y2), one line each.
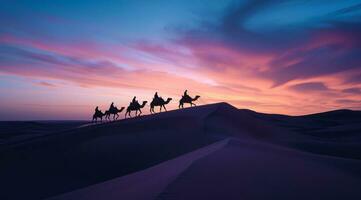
221 0 276 30
35 81 57 88
0 35 231 100
342 87 361 94
288 82 329 92
169 1 361 88
335 99 361 105
345 73 361 84
330 3 361 16
0 43 129 79
264 43 361 86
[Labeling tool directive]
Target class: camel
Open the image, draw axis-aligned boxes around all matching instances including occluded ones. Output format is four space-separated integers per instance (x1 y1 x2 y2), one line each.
105 106 125 121
92 110 105 123
179 95 200 108
150 97 172 113
125 101 147 118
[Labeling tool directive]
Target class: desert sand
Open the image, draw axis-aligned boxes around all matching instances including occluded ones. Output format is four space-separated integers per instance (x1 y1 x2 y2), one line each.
1 103 360 200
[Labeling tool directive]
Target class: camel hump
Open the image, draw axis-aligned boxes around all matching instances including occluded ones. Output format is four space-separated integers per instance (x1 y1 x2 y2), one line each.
154 96 163 100
152 96 162 104
183 94 192 101
130 101 140 108
95 110 103 117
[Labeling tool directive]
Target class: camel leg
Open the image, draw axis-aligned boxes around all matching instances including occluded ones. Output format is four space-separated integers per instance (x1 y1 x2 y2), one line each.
163 105 167 111
160 106 162 112
138 109 142 116
116 113 119 120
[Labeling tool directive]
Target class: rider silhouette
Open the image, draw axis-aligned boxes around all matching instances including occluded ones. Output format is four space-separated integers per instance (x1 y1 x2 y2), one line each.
154 92 159 99
95 106 100 113
131 96 137 105
184 90 188 97
109 102 115 112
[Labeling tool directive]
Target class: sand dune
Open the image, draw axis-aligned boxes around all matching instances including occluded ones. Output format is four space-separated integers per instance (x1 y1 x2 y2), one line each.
157 139 361 200
1 103 360 200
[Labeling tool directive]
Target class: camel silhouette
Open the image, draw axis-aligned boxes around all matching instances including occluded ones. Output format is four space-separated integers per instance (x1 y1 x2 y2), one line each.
105 106 125 121
92 110 105 123
125 101 147 118
179 95 200 108
150 97 172 113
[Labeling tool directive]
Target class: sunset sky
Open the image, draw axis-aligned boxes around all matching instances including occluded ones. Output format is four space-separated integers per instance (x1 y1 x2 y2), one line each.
1 0 361 120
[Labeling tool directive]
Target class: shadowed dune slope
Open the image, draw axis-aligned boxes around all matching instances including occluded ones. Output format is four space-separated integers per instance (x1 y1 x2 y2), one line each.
0 121 86 145
0 103 231 199
157 139 361 200
246 108 361 160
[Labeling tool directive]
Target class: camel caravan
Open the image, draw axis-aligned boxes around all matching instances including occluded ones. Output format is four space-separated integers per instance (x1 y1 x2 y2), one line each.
92 90 200 123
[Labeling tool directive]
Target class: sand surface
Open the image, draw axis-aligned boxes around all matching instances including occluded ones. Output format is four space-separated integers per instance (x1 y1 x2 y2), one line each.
1 103 360 200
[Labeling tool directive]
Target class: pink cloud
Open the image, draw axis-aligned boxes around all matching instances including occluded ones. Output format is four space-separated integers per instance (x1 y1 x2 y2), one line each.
1 33 361 117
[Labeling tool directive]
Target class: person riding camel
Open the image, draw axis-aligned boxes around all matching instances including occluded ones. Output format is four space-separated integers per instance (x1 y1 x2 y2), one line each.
154 92 159 100
109 102 115 112
183 90 189 98
95 106 102 115
131 96 137 106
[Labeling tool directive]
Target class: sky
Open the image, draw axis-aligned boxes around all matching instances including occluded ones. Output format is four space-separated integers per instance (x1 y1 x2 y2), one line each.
1 0 361 120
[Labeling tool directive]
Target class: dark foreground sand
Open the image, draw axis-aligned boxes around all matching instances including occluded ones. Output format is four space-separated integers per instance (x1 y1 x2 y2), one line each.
1 103 361 200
